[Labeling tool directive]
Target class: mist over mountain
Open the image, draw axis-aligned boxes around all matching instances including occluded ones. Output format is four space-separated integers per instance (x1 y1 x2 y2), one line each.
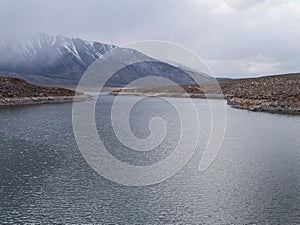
0 33 212 87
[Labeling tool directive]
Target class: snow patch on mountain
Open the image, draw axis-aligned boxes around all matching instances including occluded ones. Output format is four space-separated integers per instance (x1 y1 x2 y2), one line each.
0 32 116 77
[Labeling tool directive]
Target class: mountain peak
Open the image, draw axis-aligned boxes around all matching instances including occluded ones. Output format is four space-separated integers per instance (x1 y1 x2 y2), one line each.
0 33 116 80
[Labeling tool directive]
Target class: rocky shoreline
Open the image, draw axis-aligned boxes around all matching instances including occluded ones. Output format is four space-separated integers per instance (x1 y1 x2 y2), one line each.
0 95 91 106
0 77 91 106
227 98 300 115
114 91 300 114
112 91 225 99
112 73 300 115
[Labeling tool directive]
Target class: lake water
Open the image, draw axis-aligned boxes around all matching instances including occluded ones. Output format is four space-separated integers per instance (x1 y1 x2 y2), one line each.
0 94 299 224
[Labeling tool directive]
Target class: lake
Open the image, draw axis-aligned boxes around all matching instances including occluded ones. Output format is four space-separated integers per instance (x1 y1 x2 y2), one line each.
0 94 299 224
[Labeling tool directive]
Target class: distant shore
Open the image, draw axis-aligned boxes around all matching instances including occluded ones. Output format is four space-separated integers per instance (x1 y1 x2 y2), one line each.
111 91 225 99
112 73 300 115
113 91 300 115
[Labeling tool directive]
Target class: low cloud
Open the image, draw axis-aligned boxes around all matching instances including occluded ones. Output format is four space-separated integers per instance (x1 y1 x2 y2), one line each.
0 0 299 77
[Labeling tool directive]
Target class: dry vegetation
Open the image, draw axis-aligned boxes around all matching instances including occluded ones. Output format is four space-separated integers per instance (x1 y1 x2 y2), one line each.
113 73 300 114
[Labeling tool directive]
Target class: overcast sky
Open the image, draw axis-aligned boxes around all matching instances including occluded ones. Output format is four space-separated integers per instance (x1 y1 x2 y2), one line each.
0 0 299 78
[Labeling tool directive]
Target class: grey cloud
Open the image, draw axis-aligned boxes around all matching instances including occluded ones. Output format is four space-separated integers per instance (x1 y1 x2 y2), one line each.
0 0 299 77
224 0 266 11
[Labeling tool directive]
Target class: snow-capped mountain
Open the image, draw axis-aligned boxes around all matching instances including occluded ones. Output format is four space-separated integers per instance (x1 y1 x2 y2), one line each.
0 33 212 86
0 33 115 82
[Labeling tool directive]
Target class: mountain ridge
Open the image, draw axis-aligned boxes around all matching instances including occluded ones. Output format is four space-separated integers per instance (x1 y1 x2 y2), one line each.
0 33 212 87
0 33 115 80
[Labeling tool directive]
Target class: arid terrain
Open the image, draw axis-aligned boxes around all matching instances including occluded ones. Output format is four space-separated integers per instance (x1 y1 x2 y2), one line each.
112 73 300 114
0 77 90 106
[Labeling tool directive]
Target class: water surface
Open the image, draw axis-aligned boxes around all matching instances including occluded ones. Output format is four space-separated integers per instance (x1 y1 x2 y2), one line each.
0 95 299 224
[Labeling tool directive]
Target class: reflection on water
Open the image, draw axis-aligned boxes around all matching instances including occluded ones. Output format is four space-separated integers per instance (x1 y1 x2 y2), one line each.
0 95 299 224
